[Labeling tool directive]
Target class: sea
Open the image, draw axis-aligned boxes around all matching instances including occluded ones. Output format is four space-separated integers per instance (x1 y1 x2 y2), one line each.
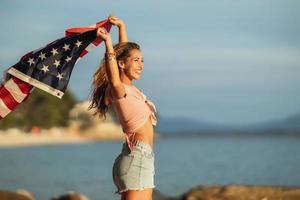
0 134 299 200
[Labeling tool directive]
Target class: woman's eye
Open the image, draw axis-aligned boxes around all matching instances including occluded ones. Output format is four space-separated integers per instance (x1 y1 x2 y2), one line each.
133 58 143 62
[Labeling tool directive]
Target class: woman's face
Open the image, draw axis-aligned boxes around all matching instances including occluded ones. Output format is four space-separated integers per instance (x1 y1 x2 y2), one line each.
122 49 144 80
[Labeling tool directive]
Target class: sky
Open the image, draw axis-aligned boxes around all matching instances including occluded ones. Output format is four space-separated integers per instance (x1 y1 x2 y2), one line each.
0 0 299 125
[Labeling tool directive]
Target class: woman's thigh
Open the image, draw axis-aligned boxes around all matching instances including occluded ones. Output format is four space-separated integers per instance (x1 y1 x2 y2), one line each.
121 188 153 200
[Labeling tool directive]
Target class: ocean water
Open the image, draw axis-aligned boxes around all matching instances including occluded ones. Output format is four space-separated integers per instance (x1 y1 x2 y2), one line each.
0 135 299 200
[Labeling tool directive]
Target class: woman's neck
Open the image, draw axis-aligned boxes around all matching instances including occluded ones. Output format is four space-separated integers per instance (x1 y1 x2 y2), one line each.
120 73 133 86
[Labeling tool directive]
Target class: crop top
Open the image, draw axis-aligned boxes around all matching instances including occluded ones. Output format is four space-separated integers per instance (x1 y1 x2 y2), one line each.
104 83 157 152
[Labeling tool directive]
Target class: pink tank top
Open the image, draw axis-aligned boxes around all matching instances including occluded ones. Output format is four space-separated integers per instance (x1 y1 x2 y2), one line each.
104 83 157 151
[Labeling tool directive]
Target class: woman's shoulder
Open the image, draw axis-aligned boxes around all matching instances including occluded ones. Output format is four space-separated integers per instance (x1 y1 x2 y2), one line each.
104 83 136 105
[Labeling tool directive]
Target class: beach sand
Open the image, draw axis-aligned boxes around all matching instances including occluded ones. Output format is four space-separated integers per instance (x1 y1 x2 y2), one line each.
0 131 92 147
0 122 124 148
0 123 160 148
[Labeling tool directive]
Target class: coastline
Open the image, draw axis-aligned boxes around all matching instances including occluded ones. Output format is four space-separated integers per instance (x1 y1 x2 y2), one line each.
0 132 93 148
0 123 124 148
0 101 158 148
0 125 160 148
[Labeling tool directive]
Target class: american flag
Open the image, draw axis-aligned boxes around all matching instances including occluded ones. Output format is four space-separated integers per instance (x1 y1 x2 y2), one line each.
0 19 112 119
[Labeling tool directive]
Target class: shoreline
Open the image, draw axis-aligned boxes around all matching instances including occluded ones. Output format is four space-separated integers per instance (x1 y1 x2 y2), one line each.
0 125 124 148
0 133 96 148
0 126 160 148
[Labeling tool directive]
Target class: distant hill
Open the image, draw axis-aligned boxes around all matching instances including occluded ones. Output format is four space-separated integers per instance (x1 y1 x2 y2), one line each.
246 113 300 130
156 113 300 134
156 116 234 133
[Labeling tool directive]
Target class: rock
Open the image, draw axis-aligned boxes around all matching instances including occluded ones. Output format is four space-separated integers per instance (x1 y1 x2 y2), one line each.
0 189 35 200
50 191 89 200
15 190 35 200
179 185 300 200
153 189 180 200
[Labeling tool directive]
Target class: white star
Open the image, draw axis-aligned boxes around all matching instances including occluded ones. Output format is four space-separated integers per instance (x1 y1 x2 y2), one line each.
62 43 70 51
41 65 49 73
27 58 35 66
56 73 64 80
51 48 59 56
65 56 72 62
75 40 82 48
39 52 46 60
53 60 61 68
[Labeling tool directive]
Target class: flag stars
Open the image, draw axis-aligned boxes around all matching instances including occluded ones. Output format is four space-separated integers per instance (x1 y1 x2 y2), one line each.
41 65 49 73
51 48 59 56
27 58 35 66
39 52 46 60
56 73 64 81
65 56 72 62
62 43 70 51
53 60 61 68
75 40 82 48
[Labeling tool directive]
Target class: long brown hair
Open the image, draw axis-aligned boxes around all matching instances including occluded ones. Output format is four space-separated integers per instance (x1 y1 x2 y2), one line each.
89 42 140 119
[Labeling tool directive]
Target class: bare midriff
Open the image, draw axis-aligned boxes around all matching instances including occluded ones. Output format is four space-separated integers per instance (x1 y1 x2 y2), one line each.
132 116 154 148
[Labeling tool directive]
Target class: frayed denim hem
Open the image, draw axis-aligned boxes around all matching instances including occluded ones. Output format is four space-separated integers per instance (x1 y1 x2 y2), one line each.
114 185 155 195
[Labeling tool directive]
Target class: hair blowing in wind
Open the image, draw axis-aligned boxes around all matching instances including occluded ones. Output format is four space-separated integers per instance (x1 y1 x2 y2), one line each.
89 42 140 119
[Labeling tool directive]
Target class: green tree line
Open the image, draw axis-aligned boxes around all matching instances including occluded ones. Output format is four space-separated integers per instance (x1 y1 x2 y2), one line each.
0 89 77 132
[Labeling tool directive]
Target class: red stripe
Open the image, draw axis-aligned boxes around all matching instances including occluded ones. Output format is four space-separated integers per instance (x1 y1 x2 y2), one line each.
65 19 109 36
92 37 102 46
65 19 111 37
103 21 112 32
79 50 89 58
65 27 95 37
12 77 33 94
0 86 19 110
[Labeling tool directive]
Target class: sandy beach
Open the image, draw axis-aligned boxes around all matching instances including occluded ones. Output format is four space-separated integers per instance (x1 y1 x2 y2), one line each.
0 121 125 148
0 131 92 147
0 123 159 148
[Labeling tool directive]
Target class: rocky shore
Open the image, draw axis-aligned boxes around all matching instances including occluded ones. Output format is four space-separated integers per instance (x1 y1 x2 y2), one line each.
1 185 300 200
174 185 300 200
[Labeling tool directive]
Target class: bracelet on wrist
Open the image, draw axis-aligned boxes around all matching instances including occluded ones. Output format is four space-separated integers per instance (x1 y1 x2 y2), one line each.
105 52 116 61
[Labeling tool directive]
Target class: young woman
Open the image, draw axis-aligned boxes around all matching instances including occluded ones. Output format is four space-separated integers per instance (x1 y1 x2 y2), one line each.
89 16 157 200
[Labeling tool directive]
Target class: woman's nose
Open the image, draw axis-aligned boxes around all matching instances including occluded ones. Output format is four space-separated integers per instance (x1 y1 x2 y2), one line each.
139 62 144 69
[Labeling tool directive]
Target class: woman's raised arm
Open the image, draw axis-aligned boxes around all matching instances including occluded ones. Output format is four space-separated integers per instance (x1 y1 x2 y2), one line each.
96 27 125 99
108 15 128 43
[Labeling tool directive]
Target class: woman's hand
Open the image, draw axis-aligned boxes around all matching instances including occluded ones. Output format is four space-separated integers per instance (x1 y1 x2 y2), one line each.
108 15 125 28
96 27 111 42
108 15 128 43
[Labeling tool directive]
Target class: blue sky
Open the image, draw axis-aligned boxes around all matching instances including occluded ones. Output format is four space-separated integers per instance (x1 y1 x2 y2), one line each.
0 0 299 125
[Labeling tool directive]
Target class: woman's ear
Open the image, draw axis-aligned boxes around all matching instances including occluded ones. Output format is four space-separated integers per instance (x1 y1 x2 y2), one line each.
118 60 126 70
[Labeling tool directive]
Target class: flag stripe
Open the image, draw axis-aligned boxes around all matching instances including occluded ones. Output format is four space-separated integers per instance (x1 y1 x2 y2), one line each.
0 86 19 110
12 77 33 94
85 43 97 52
79 49 89 58
65 19 108 37
0 98 11 118
0 77 32 118
4 78 29 103
92 38 102 46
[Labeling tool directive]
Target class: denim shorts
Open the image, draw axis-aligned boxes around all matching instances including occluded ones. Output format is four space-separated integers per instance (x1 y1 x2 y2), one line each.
112 140 155 194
